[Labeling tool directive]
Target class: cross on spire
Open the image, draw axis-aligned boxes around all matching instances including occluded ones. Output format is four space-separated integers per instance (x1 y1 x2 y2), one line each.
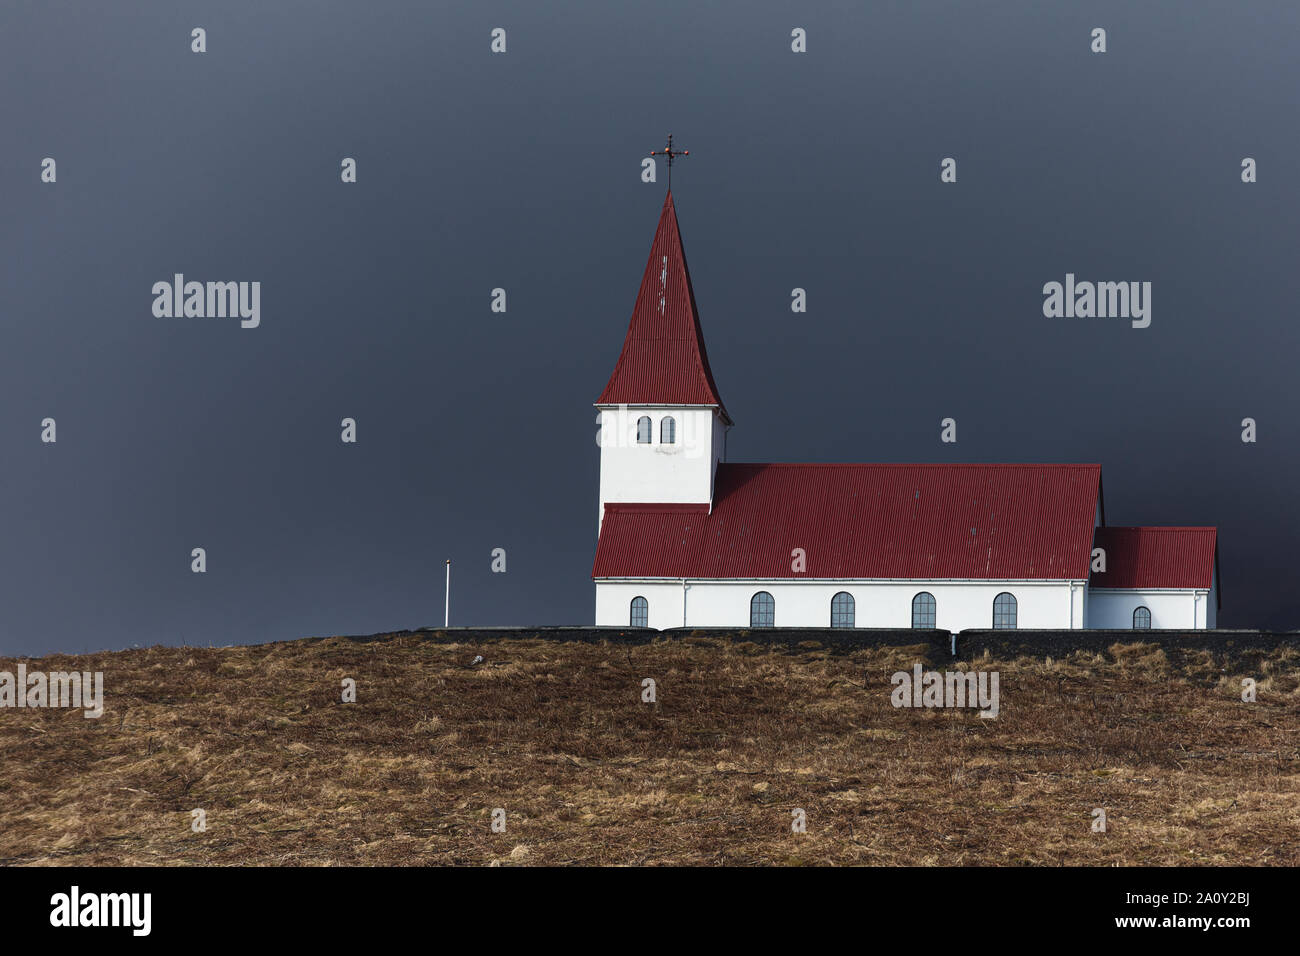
651 133 688 187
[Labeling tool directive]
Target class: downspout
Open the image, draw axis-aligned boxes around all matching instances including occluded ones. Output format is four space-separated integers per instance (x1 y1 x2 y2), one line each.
681 578 688 627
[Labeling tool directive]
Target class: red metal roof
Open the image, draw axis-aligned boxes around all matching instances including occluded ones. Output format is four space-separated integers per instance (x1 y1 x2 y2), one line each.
1090 527 1218 590
593 462 1102 580
596 191 730 421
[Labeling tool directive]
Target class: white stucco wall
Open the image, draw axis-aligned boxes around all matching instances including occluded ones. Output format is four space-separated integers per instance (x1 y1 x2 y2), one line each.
1086 571 1216 630
595 406 724 530
596 578 1086 631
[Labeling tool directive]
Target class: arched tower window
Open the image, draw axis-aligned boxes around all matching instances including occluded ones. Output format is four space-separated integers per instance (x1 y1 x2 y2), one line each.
992 592 1017 629
830 592 855 628
1133 606 1151 629
912 592 936 629
660 416 676 444
630 596 648 627
636 416 651 443
750 591 775 628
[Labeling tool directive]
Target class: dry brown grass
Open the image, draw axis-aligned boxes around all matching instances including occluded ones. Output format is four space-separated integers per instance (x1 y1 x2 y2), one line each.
2 634 1298 866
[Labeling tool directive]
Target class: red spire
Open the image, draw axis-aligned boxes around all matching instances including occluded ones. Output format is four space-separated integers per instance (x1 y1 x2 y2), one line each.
596 191 731 422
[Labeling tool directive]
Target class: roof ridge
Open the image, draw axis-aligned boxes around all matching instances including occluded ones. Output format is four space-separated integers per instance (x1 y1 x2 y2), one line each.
1099 526 1217 532
720 461 1103 469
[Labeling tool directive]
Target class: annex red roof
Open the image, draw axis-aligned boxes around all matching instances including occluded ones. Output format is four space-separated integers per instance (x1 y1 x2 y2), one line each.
1090 527 1218 591
596 191 730 421
593 462 1102 580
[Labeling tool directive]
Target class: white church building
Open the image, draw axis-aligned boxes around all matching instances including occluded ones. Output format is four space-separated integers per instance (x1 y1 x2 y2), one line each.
592 192 1219 631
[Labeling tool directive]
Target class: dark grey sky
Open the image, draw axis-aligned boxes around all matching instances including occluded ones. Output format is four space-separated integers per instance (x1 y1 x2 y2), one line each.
3 1 1297 654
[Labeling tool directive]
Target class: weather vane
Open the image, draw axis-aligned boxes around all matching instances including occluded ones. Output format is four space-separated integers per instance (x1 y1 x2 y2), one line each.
651 133 688 187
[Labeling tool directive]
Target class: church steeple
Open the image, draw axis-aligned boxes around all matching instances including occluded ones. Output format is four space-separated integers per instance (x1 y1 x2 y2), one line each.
594 189 733 532
596 191 731 424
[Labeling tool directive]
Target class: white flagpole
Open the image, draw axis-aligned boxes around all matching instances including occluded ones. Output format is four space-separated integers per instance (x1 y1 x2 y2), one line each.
444 559 451 628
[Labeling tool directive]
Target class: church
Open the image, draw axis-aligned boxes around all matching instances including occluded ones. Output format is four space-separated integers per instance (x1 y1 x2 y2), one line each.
592 191 1220 631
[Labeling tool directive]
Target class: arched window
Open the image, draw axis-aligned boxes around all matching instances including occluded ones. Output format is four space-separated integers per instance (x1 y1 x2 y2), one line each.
636 416 651 443
630 596 648 627
660 416 676 444
750 591 775 628
830 592 855 628
992 592 1017 629
912 592 936 629
1133 606 1151 630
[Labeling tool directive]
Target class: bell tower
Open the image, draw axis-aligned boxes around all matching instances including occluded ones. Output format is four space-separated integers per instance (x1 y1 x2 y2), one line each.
595 189 731 532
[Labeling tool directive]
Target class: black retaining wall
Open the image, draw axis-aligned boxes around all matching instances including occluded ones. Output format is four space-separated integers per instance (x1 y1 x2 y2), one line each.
328 625 1298 668
956 628 1297 657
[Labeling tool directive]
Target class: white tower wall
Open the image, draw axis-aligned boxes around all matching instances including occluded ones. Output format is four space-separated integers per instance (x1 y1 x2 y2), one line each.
596 405 725 530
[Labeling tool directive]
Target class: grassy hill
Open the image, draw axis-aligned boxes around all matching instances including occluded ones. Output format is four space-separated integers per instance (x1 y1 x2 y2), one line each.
2 630 1298 865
